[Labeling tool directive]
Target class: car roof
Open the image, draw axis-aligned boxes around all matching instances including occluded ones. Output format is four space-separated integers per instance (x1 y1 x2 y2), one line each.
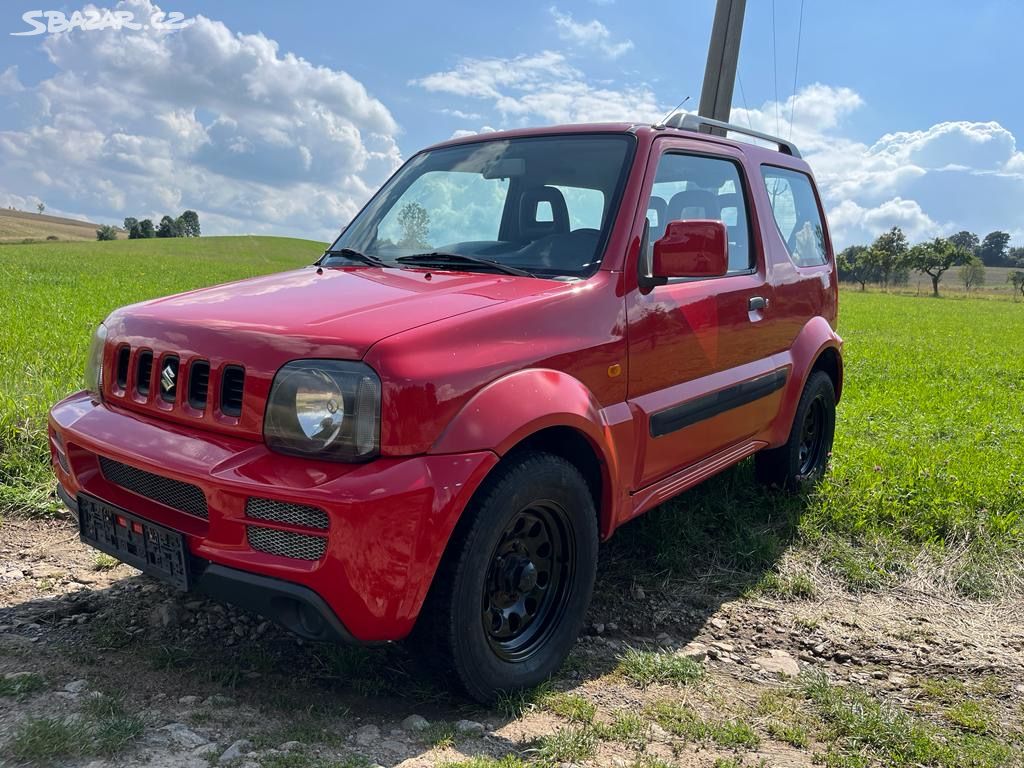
424 122 809 170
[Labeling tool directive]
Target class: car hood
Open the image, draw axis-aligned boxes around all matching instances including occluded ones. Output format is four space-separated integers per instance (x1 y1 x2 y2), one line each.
109 265 558 361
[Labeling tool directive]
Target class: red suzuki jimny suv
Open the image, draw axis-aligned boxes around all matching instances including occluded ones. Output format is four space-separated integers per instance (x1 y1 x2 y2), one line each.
49 114 842 702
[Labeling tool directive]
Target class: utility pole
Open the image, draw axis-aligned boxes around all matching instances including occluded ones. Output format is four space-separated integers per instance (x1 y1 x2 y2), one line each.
698 0 746 134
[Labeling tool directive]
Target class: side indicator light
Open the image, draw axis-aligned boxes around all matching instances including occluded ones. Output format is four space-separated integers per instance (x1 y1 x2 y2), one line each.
608 363 623 378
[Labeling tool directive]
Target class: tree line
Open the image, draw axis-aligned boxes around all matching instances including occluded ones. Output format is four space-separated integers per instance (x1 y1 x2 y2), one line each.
96 210 201 241
838 228 1024 298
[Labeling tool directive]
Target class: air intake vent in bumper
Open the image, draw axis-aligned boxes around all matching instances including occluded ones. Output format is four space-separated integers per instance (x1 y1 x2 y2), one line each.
246 498 328 530
247 526 326 561
99 456 208 519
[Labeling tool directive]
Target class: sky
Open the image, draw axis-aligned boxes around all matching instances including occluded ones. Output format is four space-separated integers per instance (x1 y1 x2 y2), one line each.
0 0 1022 248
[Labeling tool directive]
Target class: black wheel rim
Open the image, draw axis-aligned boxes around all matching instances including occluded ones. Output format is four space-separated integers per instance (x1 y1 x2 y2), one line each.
797 396 827 476
482 501 575 662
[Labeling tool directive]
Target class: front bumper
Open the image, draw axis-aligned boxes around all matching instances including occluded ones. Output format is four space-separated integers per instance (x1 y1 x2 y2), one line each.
49 391 498 642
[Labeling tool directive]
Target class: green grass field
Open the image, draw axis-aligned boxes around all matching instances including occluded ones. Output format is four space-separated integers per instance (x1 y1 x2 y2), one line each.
0 236 325 509
1 237 1021 593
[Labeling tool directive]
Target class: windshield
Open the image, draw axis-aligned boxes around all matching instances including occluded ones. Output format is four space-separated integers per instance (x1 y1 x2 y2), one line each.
327 134 634 278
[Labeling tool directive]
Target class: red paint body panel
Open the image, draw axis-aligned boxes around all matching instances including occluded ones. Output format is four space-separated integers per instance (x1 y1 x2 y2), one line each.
49 122 842 643
50 391 497 641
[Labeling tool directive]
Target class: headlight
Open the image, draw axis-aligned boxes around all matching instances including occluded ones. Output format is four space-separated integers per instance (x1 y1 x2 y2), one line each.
84 322 108 398
264 360 381 461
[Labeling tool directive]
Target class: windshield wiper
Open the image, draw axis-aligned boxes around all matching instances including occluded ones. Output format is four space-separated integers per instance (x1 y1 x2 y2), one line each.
396 252 534 278
321 247 390 268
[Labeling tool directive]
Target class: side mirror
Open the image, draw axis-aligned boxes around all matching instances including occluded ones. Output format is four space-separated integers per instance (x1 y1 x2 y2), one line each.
652 219 729 279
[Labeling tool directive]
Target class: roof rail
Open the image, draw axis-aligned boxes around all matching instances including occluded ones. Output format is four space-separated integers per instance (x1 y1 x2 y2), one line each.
665 113 801 158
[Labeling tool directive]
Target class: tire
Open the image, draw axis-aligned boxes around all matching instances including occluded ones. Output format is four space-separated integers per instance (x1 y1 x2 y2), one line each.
755 371 836 491
413 451 599 703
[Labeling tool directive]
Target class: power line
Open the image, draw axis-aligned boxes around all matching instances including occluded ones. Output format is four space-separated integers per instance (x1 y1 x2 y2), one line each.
771 0 780 136
737 74 753 130
788 0 806 139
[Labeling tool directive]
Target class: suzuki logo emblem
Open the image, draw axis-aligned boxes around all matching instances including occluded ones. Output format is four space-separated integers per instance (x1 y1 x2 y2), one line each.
161 364 176 392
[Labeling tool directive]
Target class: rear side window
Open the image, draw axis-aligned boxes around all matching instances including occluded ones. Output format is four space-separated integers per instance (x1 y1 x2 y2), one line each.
761 167 828 267
647 153 754 273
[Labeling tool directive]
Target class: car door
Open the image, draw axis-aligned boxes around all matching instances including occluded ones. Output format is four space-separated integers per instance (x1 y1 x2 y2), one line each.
626 138 787 488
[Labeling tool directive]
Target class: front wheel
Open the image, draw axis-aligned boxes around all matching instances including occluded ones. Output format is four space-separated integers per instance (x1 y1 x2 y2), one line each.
755 371 836 491
413 452 598 702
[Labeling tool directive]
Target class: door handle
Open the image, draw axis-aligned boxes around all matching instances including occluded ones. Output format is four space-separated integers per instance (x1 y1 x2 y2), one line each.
748 296 768 311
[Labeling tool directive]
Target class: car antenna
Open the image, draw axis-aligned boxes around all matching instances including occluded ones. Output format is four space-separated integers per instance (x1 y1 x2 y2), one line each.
652 96 691 130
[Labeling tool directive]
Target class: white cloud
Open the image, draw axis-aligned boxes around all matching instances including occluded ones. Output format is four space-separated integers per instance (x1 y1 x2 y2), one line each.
733 84 1024 247
450 126 498 139
0 65 24 95
414 51 661 125
549 7 633 59
0 0 402 240
828 197 942 244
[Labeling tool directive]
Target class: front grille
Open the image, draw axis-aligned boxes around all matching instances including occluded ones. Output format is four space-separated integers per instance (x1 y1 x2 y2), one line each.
99 456 208 519
188 361 210 410
246 498 328 530
159 356 179 403
247 526 326 561
115 346 130 389
110 344 246 420
137 351 154 395
220 366 245 417
56 450 70 474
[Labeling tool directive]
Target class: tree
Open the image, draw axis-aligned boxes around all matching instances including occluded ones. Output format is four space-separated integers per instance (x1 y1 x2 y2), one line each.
96 224 118 241
136 218 156 238
156 215 181 238
397 202 430 249
836 245 875 290
176 209 201 237
36 202 45 214
1009 271 1024 301
123 217 138 233
948 230 979 256
1009 246 1024 267
908 237 970 297
978 231 1011 267
960 257 986 292
866 227 909 289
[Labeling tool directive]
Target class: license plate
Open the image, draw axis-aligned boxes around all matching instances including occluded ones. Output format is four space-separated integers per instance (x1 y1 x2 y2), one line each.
78 494 190 590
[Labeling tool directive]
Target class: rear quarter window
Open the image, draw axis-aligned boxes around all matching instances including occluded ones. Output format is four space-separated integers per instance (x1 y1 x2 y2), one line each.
761 166 829 267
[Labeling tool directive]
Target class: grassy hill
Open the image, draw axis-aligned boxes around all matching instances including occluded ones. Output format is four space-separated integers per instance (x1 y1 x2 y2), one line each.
0 207 127 242
0 235 326 509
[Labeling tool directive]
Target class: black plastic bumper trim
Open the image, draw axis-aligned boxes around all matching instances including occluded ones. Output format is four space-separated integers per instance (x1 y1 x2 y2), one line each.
191 561 359 645
650 368 788 438
57 483 79 514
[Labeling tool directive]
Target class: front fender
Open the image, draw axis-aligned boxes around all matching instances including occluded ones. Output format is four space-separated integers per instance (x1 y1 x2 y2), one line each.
768 316 844 446
430 368 631 537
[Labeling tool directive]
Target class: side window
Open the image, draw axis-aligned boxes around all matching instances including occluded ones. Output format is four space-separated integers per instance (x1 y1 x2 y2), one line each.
647 153 754 273
761 167 828 267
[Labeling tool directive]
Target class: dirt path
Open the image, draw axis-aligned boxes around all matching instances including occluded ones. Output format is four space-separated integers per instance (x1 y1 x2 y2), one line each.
1 517 1022 767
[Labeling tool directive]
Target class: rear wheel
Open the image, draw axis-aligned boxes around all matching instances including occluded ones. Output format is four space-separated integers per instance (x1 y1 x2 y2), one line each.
414 451 598 702
756 371 836 491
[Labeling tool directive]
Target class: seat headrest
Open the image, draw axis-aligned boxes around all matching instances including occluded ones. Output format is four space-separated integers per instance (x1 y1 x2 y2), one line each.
646 197 668 230
667 189 720 223
520 186 570 238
